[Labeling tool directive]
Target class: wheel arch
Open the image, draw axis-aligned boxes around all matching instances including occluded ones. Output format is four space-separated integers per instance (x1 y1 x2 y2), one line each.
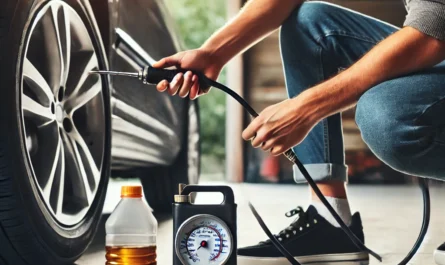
87 0 112 56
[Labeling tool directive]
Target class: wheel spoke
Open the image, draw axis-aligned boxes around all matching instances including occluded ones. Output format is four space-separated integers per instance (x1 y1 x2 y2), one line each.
71 127 100 187
22 94 54 126
61 132 92 205
70 137 93 204
61 6 71 82
23 58 54 104
65 79 101 113
51 4 71 85
40 4 62 90
56 140 65 216
27 121 59 190
65 53 98 99
42 135 61 201
50 5 66 87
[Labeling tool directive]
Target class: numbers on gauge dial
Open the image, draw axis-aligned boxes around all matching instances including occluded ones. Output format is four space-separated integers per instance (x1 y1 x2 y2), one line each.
176 215 233 265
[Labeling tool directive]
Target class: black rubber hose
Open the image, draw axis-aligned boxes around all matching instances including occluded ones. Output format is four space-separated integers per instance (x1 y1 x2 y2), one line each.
248 202 301 265
139 66 430 264
397 178 430 265
206 78 430 265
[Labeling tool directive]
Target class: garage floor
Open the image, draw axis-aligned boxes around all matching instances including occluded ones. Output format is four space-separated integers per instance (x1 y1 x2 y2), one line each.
77 180 445 265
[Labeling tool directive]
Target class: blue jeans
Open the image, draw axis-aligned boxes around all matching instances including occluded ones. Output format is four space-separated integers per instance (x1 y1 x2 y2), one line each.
281 1 445 183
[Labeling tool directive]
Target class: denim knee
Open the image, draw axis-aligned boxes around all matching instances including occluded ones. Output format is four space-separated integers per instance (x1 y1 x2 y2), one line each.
280 2 333 43
355 90 428 175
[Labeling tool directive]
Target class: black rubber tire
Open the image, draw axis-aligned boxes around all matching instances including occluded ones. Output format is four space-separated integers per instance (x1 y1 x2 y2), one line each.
140 99 201 212
0 1 111 264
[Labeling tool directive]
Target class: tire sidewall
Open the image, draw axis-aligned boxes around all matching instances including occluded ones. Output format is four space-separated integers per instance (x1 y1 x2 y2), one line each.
0 0 111 261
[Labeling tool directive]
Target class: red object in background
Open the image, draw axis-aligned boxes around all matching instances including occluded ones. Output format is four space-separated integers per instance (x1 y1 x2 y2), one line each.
260 155 280 182
346 151 383 177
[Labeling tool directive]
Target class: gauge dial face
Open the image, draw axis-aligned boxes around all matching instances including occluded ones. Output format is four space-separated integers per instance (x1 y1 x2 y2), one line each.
175 214 233 265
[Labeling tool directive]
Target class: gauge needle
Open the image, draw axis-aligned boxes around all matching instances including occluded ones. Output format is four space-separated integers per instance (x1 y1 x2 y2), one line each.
197 240 208 250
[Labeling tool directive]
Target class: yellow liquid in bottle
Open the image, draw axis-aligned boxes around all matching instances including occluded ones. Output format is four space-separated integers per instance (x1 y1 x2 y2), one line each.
105 246 157 265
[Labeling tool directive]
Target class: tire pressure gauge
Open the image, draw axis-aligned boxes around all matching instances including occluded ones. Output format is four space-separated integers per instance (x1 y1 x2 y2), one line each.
175 214 233 264
173 185 237 265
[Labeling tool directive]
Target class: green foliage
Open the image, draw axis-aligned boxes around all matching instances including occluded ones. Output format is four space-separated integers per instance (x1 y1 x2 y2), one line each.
164 0 226 49
164 0 227 173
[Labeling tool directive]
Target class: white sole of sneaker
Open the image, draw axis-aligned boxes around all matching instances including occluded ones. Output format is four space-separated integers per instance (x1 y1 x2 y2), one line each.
434 249 445 265
238 252 369 265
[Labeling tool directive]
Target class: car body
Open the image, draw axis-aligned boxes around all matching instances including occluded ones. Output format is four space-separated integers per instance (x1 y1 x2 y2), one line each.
90 0 193 170
0 0 199 264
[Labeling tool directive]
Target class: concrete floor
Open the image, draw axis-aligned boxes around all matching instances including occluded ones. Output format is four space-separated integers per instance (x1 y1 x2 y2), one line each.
77 181 445 265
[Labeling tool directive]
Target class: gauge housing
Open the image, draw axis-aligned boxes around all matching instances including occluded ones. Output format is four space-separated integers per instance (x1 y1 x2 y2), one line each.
172 185 237 265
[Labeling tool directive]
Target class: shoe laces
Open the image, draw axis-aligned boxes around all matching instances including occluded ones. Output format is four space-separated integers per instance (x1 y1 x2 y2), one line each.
260 206 316 244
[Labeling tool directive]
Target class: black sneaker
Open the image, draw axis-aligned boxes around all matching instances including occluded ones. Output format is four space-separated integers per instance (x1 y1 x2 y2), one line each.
434 243 445 264
237 206 369 265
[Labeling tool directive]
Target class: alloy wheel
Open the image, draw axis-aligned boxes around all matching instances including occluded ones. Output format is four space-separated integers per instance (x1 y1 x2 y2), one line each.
21 1 105 226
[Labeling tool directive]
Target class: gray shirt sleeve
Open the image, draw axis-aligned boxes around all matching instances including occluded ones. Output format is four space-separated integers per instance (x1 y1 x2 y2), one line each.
404 0 445 40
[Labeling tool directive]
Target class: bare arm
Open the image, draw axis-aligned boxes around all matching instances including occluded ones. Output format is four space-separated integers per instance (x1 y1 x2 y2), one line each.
153 0 303 99
202 0 303 65
242 27 445 155
302 27 445 123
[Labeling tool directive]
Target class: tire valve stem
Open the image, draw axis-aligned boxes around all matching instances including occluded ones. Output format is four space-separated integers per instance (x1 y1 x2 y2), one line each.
90 67 150 84
89 70 141 78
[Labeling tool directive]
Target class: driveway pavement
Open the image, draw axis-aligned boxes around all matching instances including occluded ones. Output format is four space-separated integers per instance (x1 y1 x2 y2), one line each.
76 180 445 265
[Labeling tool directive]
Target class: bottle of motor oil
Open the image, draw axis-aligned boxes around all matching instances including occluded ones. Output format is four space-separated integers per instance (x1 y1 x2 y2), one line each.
105 186 157 265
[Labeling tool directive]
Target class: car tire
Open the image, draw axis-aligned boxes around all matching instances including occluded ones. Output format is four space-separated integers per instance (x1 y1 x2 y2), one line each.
0 1 111 264
140 99 200 212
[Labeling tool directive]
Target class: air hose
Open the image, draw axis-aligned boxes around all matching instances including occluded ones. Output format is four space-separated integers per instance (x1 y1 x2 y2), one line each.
174 69 430 265
143 66 431 264
202 76 431 265
93 65 431 265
